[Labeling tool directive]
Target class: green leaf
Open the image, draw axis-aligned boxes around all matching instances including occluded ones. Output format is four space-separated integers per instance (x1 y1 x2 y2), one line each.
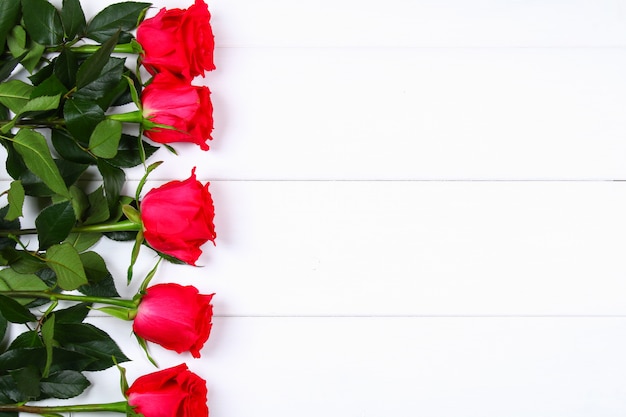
108 135 159 168
63 98 105 140
96 159 124 212
41 314 55 377
69 185 88 221
8 330 42 349
1 140 27 181
75 31 119 90
0 54 23 83
0 268 49 304
0 294 37 323
0 205 20 251
50 129 95 165
20 159 87 198
6 180 24 221
7 25 45 74
78 251 119 297
28 61 54 86
88 119 122 159
47 347 94 374
21 0 64 46
12 129 70 198
18 94 61 115
31 75 68 100
35 200 76 250
0 80 33 113
53 303 90 324
86 2 150 43
110 71 140 108
0 269 48 292
0 249 45 274
74 57 125 103
63 232 101 252
19 41 45 74
0 346 93 374
53 49 78 89
40 370 90 399
0 373 22 404
60 0 86 40
0 347 38 370
7 25 26 56
10 365 40 400
0 0 20 49
98 72 130 109
0 310 7 346
83 186 109 225
45 243 87 290
32 267 56 291
54 323 130 371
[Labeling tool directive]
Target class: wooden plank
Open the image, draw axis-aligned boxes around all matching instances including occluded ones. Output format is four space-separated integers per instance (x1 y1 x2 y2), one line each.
133 0 626 48
79 180 626 317
78 316 626 417
19 47 616 182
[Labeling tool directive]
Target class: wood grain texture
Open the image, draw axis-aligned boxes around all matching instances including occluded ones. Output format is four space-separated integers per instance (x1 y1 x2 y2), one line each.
57 180 626 317
155 0 626 47
77 316 626 417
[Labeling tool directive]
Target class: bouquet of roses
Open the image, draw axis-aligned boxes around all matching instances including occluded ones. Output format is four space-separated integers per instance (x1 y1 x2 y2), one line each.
0 0 218 416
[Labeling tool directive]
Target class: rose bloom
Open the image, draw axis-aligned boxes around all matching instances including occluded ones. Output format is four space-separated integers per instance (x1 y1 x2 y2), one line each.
133 283 214 358
142 72 213 150
140 168 216 265
137 0 215 79
127 363 208 417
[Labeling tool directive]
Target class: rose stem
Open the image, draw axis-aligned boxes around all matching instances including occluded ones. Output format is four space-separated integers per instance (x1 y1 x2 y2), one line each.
0 219 142 237
0 401 129 414
2 291 138 309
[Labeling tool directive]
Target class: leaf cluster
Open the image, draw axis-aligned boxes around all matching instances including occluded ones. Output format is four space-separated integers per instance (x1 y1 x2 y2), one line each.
0 303 129 405
0 0 156 304
0 0 158 406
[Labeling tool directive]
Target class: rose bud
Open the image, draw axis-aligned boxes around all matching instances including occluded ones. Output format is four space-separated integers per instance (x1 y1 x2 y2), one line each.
127 364 208 417
133 283 214 358
141 72 213 150
140 168 216 265
137 0 215 79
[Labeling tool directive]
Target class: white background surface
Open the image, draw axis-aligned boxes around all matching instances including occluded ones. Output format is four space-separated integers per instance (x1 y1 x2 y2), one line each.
6 0 626 416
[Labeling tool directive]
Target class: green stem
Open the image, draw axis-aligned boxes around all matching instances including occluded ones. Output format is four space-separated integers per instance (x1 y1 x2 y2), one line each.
2 291 138 309
66 43 136 55
0 119 66 128
0 400 129 414
0 220 142 237
72 219 143 233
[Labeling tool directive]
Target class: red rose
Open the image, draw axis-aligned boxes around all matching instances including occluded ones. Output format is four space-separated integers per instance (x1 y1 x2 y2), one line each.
132 283 214 358
127 364 208 417
137 0 215 79
141 168 216 265
142 72 213 150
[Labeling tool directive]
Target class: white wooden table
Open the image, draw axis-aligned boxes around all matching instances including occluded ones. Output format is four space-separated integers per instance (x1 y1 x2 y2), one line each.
8 0 626 415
